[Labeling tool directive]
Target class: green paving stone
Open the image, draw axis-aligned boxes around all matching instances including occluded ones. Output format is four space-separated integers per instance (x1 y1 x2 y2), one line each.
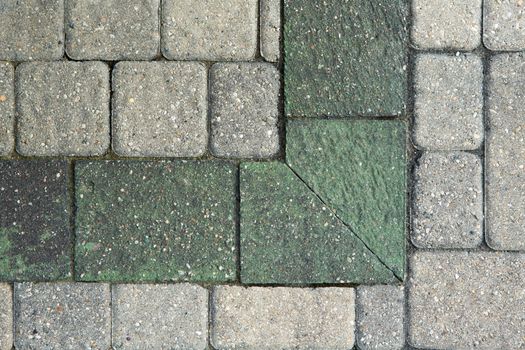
287 120 406 279
75 161 236 282
240 162 397 284
284 0 408 117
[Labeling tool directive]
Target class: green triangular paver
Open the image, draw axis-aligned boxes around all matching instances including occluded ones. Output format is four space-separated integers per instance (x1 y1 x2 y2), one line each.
287 120 406 279
240 162 397 284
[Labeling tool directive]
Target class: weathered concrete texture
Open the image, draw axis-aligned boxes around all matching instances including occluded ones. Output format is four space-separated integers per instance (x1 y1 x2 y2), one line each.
210 63 280 158
14 283 110 349
112 62 208 157
356 285 405 350
486 53 525 251
0 63 14 156
0 0 64 61
484 0 525 51
260 0 280 62
286 120 406 278
65 0 159 60
75 161 236 282
0 284 12 350
408 251 525 349
0 161 70 280
112 284 208 349
240 162 396 284
16 62 110 156
284 0 408 117
411 0 482 50
162 0 257 61
414 54 484 151
211 286 355 349
413 152 483 249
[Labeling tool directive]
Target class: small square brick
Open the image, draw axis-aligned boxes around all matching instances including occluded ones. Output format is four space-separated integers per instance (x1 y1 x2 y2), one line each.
0 161 71 280
210 63 280 158
484 0 525 51
0 62 14 156
414 54 483 151
112 61 208 157
413 152 483 249
161 0 257 61
112 284 208 349
65 0 160 60
211 286 355 349
14 282 110 349
0 284 12 350
260 0 281 62
356 285 405 350
0 0 64 61
16 61 110 156
411 0 482 50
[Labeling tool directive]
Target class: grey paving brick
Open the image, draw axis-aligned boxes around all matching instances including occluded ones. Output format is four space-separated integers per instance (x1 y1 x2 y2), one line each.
260 0 280 62
414 54 483 151
413 152 483 249
210 63 280 158
112 284 208 349
484 0 525 51
408 251 525 349
486 53 525 251
161 0 257 61
356 285 405 350
16 61 110 156
14 282 111 349
0 284 12 350
0 0 64 61
65 0 160 60
411 0 482 50
0 63 14 156
211 286 355 349
112 62 207 157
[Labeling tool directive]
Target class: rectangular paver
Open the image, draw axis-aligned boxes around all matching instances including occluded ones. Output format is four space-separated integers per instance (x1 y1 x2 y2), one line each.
211 286 355 349
0 284 12 350
0 62 14 156
260 0 280 62
484 0 525 51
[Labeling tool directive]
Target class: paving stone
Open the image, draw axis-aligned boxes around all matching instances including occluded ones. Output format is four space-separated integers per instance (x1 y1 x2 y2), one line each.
65 0 159 60
210 63 279 159
75 160 236 282
0 0 64 61
413 152 483 249
0 63 14 156
408 251 525 349
112 284 208 349
0 161 70 281
260 0 280 62
411 0 482 50
414 54 484 151
286 119 406 279
16 61 110 156
211 286 355 349
0 284 12 350
484 0 525 51
14 282 110 349
284 0 408 117
112 62 208 157
240 162 396 284
161 0 257 61
486 53 525 251
356 285 405 350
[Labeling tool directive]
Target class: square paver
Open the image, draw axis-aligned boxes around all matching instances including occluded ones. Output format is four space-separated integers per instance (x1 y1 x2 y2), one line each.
284 0 408 117
413 152 483 249
0 0 64 61
75 160 236 282
65 0 160 60
0 161 71 281
414 54 484 151
411 0 482 50
112 284 208 349
0 62 14 156
210 63 280 158
14 282 110 349
484 0 525 51
112 62 208 157
0 284 12 350
161 0 257 61
260 0 280 62
16 62 110 156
